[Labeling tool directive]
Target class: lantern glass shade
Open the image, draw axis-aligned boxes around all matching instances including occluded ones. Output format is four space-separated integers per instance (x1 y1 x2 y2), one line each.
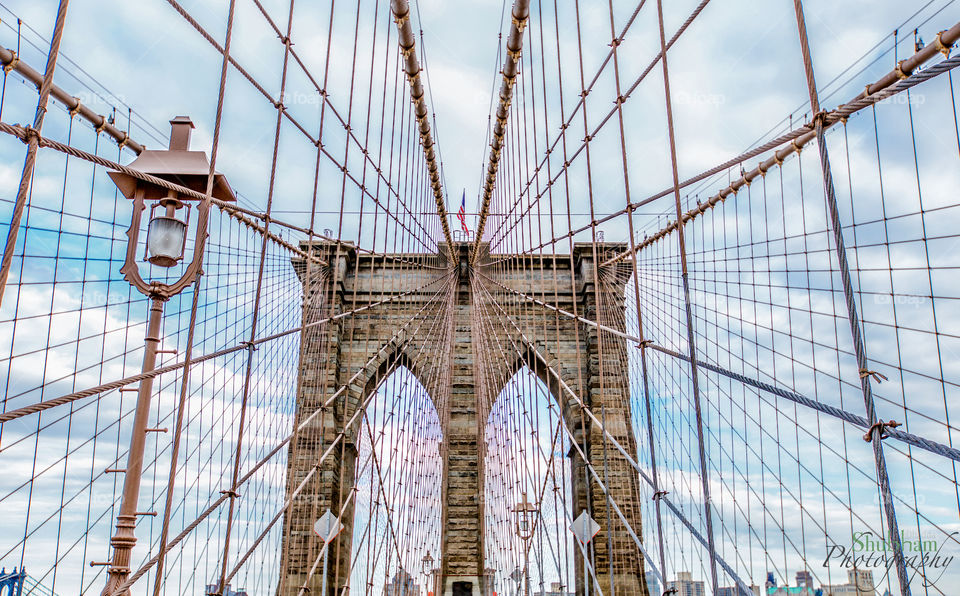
421 552 434 575
518 516 531 536
146 215 187 267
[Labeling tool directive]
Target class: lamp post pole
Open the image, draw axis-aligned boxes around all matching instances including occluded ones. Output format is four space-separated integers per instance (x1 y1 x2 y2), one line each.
524 548 531 596
101 296 165 596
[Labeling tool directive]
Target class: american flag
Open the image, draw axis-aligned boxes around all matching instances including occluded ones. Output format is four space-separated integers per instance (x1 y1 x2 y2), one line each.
457 190 469 233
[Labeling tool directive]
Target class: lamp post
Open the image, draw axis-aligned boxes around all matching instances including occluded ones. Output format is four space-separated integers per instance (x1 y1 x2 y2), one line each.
100 116 235 596
484 567 496 596
513 493 538 596
421 551 435 596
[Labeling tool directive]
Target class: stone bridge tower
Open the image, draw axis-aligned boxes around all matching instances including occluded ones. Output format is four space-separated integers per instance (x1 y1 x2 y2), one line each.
278 241 648 596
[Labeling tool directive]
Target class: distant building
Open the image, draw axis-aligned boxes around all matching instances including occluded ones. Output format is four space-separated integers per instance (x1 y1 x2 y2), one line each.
766 572 777 590
666 571 705 596
766 587 816 595
384 569 419 596
205 584 248 596
717 587 764 596
533 581 573 596
759 571 819 595
821 569 875 596
820 586 858 596
644 571 660 596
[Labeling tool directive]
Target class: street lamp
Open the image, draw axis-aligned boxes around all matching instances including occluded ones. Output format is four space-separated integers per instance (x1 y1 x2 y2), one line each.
483 567 496 596
513 492 538 540
99 116 235 596
513 493 538 596
421 551 435 596
108 115 236 296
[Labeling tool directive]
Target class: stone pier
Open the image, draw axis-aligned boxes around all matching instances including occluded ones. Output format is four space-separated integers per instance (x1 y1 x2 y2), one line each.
278 242 648 596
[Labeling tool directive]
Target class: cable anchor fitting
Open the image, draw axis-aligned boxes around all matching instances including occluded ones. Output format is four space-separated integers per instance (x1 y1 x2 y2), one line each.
895 60 910 80
2 50 18 74
511 16 528 34
935 30 953 57
863 419 900 442
652 490 668 500
859 368 888 383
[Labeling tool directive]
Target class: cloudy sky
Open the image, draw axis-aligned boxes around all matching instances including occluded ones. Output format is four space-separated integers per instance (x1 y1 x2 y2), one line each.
1 0 953 232
1 0 960 595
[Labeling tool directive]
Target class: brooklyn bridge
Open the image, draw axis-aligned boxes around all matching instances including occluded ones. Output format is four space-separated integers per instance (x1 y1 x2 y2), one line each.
0 1 958 595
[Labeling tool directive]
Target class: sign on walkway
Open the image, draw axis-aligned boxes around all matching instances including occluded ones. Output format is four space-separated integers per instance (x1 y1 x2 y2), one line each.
313 509 343 543
570 511 600 544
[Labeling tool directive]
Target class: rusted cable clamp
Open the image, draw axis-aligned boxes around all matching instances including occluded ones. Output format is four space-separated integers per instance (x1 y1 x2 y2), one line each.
636 339 654 350
240 340 258 352
895 60 910 80
859 368 888 383
935 30 954 57
2 50 17 74
219 489 241 498
652 490 668 500
863 420 900 442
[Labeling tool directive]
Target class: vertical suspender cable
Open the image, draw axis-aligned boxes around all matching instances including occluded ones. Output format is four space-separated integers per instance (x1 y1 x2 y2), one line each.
0 0 71 307
471 0 530 264
390 0 455 256
790 1 911 593
653 0 720 592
